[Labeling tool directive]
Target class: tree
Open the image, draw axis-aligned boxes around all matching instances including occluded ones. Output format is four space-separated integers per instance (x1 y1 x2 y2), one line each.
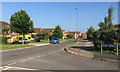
38 32 49 40
104 17 108 30
52 25 63 39
67 34 74 39
10 10 34 45
108 6 114 29
98 22 105 30
98 6 114 30
2 26 10 37
87 27 95 39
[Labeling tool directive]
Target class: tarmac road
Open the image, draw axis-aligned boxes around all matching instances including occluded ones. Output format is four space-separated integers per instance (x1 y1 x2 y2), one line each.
1 39 118 71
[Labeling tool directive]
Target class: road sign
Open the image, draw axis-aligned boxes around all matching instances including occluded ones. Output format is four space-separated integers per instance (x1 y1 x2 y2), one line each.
76 32 79 34
101 44 119 55
101 44 117 48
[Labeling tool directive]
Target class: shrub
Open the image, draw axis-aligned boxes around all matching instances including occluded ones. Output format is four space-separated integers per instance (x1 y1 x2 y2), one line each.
2 37 7 44
67 34 74 39
31 34 34 38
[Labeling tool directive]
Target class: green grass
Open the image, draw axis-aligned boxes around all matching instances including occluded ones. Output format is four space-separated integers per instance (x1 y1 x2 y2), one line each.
66 41 81 49
60 39 67 42
2 45 34 50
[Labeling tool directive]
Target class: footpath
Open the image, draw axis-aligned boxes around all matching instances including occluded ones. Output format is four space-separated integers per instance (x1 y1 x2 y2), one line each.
65 40 119 62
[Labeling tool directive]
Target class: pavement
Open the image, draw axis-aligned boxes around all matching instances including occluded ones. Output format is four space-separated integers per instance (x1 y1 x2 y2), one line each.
1 39 119 71
65 40 119 62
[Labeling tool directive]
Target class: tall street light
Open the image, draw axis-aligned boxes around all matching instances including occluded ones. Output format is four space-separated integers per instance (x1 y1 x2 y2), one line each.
75 7 78 43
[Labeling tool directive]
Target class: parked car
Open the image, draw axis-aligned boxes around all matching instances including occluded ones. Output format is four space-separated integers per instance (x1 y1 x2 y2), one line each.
50 38 60 44
35 37 41 42
18 38 29 44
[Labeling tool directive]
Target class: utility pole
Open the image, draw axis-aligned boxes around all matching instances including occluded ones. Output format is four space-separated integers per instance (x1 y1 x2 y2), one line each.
80 21 81 41
75 7 78 43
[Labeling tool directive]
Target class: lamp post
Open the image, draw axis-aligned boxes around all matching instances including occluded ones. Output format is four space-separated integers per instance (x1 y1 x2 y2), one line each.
75 7 78 43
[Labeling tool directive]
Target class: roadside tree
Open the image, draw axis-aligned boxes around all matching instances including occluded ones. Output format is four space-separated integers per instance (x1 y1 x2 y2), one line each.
10 10 34 45
52 25 63 39
87 27 95 40
67 34 74 39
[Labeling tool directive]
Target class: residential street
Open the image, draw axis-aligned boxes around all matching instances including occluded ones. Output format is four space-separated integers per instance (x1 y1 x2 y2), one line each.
2 39 118 71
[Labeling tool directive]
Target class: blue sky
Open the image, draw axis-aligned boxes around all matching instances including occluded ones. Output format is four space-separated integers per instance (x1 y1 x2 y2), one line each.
2 2 118 33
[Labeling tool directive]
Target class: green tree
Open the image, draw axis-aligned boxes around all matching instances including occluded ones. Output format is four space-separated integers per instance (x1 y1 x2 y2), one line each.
108 6 114 29
87 27 95 39
31 34 34 38
2 26 10 37
39 32 49 40
52 25 63 39
104 17 108 30
10 10 34 45
98 22 105 30
67 34 74 39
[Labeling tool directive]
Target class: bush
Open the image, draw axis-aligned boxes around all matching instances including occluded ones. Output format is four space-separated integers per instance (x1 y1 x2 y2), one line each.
67 34 74 39
31 34 34 38
2 37 7 44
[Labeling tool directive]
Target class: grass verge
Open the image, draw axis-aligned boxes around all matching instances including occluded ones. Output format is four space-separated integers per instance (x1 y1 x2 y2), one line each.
66 41 81 49
60 39 67 42
2 45 34 50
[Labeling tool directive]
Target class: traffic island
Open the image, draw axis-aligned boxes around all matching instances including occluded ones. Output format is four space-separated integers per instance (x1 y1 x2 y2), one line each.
64 40 94 59
64 40 120 62
65 48 94 59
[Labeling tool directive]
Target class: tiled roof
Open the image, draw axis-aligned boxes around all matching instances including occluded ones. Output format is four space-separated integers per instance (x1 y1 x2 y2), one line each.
41 28 54 33
0 21 10 26
66 31 76 34
34 28 42 33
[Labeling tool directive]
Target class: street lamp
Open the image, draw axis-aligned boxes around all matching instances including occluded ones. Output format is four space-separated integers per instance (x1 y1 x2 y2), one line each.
75 7 78 43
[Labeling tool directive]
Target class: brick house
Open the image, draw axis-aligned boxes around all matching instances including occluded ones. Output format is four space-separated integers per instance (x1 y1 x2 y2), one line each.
62 30 66 39
1 21 19 43
82 33 87 39
33 28 66 39
41 28 54 35
32 28 42 36
66 31 77 39
1 21 19 36
66 31 82 39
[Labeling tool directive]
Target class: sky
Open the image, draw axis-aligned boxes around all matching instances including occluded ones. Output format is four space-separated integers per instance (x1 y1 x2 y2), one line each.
2 2 118 33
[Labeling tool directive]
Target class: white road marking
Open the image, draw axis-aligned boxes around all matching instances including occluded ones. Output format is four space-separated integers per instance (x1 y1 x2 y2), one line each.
19 59 27 62
3 66 37 70
42 55 46 56
2 67 12 70
53 51 56 53
36 56 41 58
7 62 16 65
48 52 52 54
55 50 59 53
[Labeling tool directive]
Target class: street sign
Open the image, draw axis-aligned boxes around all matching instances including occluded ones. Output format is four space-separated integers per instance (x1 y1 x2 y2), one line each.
101 44 119 55
101 44 117 48
76 32 79 34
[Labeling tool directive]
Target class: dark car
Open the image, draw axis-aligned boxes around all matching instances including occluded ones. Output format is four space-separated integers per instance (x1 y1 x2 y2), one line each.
35 37 41 42
50 38 60 44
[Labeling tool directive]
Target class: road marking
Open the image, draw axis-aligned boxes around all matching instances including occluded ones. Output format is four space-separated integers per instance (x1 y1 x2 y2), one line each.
42 55 46 56
7 62 16 65
3 66 37 70
2 66 12 70
36 56 41 58
53 51 56 53
48 52 52 54
19 59 27 62
56 50 59 52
